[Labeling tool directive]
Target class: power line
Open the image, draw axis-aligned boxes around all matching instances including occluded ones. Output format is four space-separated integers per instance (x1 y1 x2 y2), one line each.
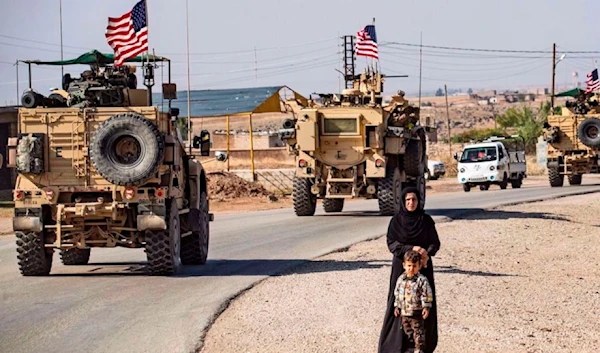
383 41 600 54
0 41 82 55
171 53 340 78
0 34 89 50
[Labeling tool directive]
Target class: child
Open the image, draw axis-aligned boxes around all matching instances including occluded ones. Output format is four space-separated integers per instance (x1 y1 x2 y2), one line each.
393 250 433 353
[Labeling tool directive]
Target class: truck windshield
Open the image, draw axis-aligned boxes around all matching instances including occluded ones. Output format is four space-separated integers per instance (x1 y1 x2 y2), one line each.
460 147 497 163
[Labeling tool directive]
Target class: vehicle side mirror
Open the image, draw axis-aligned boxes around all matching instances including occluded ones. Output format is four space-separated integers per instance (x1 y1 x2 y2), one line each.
193 130 211 156
453 153 458 161
215 151 228 162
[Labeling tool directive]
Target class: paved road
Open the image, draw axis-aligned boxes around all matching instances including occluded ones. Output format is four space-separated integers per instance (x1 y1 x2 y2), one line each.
1 179 600 353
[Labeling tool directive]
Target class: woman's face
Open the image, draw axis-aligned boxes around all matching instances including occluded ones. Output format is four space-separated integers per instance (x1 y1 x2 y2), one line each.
404 192 418 212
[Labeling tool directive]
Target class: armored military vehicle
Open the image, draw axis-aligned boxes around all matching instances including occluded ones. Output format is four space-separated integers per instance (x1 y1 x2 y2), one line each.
6 51 224 276
543 91 600 187
279 68 430 216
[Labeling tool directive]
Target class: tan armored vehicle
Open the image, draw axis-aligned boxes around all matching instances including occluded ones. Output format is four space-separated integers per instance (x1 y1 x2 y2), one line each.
543 92 600 187
5 51 224 276
280 69 430 216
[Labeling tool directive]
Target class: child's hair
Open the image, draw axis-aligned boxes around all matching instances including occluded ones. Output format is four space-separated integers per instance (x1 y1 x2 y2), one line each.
403 250 422 264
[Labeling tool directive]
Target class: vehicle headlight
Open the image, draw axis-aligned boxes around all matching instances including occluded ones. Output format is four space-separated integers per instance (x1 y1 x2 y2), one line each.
460 168 465 173
490 166 495 171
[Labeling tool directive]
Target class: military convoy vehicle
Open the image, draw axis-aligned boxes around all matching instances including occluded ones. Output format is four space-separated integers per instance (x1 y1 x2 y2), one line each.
279 68 430 216
543 92 600 187
5 51 224 276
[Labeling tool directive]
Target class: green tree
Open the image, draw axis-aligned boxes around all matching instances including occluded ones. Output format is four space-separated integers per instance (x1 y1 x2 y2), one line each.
451 128 506 144
496 106 544 151
435 88 443 96
467 88 473 94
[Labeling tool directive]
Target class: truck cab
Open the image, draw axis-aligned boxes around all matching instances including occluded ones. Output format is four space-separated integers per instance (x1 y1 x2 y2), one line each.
455 136 527 192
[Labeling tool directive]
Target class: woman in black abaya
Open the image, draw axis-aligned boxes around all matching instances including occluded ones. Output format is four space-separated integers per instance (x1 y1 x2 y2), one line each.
378 187 441 353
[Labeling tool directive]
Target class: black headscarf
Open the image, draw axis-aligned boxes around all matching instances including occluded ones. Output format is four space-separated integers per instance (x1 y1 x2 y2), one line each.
391 186 425 243
386 186 439 257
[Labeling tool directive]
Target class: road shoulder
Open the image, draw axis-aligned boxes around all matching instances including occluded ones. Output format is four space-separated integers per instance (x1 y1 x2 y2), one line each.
199 193 600 353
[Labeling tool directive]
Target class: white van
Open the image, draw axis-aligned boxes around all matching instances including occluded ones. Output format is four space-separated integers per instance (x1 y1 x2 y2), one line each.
455 136 527 192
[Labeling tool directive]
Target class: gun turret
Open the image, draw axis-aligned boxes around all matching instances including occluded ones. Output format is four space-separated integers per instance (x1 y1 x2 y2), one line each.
21 64 140 109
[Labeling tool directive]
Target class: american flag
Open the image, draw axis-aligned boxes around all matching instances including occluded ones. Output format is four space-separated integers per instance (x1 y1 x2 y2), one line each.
105 0 148 67
355 25 378 60
586 68 600 93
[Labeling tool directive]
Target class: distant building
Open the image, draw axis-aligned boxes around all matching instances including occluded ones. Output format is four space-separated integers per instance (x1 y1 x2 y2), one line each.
475 89 497 97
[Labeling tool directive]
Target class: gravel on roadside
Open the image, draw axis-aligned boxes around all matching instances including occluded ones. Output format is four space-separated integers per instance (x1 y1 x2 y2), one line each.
199 193 600 353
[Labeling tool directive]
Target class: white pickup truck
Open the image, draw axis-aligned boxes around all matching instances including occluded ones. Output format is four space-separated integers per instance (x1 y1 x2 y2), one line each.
455 136 527 192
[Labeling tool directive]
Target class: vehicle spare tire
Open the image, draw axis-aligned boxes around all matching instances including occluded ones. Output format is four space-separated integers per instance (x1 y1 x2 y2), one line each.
577 117 600 148
90 113 164 186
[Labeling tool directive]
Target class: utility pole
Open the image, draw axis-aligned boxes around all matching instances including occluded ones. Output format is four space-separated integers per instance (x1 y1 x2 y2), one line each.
445 84 451 159
254 46 258 82
15 60 19 105
418 32 423 110
551 43 556 110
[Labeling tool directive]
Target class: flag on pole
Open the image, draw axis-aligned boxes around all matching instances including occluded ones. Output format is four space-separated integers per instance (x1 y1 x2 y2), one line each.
105 0 148 67
586 68 600 93
355 24 378 60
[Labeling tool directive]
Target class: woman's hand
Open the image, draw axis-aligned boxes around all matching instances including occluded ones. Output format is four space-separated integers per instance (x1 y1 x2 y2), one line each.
413 246 429 268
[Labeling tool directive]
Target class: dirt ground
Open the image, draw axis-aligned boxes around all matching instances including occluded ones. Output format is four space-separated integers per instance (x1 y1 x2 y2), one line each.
200 193 600 353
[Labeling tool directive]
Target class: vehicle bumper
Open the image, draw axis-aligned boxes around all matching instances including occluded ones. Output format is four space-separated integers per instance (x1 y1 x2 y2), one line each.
458 171 501 184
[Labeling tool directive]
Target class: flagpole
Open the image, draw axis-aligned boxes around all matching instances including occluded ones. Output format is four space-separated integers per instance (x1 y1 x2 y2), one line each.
185 0 192 154
59 0 64 79
144 0 150 57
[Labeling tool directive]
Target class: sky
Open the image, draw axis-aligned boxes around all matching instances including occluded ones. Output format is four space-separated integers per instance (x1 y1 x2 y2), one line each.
0 0 598 106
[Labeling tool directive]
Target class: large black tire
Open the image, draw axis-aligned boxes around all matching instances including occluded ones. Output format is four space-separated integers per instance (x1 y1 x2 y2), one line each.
60 248 91 265
577 118 600 148
479 184 490 191
548 168 564 187
499 173 508 189
404 140 424 177
323 198 344 213
180 191 209 265
145 200 181 275
16 231 53 276
378 165 401 216
463 184 471 192
293 177 316 216
510 177 523 189
568 174 582 185
90 113 165 186
415 175 426 210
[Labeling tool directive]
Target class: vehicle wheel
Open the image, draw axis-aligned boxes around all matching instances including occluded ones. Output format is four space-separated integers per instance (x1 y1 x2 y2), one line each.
180 191 209 265
293 177 316 216
479 184 490 191
378 164 402 215
60 248 91 265
510 177 523 189
404 140 425 177
463 184 471 192
90 113 165 186
577 117 600 148
16 231 53 276
323 198 344 213
145 199 181 275
499 174 508 189
548 168 564 187
568 174 582 185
